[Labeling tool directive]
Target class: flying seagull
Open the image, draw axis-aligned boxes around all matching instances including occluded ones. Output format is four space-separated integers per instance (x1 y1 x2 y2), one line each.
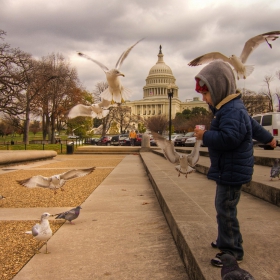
25 212 53 254
270 158 280 180
17 167 96 193
188 31 280 80
77 38 144 104
68 98 117 119
151 132 201 178
220 254 255 280
53 206 82 224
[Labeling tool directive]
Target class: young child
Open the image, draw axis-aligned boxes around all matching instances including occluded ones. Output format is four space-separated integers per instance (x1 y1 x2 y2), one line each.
193 60 276 267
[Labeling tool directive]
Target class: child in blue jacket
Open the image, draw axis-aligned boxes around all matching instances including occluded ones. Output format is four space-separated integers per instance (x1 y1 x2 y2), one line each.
194 60 276 267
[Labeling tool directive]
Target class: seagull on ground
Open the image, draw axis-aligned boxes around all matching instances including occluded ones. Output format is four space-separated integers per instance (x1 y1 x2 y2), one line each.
151 132 201 178
68 98 117 119
220 254 255 280
17 167 95 193
53 206 82 224
77 38 144 105
270 158 280 180
188 31 280 80
0 195 5 200
25 212 53 254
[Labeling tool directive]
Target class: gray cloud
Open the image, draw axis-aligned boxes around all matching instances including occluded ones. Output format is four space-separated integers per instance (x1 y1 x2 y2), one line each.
1 0 280 103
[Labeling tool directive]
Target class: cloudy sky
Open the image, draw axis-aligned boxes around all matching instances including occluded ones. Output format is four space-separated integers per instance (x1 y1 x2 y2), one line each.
1 0 280 105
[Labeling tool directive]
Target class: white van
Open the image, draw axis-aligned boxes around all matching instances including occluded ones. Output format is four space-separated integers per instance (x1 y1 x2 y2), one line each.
252 112 280 149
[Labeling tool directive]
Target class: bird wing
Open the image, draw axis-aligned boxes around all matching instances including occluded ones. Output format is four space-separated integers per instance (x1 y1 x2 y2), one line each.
68 104 94 119
31 224 39 236
77 52 109 72
188 52 231 66
100 88 113 102
151 132 180 163
55 208 75 219
187 139 202 167
240 31 280 63
175 164 195 175
115 38 144 69
59 167 96 180
17 175 52 188
120 86 132 101
98 98 112 108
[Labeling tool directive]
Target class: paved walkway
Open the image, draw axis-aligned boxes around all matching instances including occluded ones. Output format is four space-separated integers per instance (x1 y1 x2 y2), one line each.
7 154 188 280
1 147 280 280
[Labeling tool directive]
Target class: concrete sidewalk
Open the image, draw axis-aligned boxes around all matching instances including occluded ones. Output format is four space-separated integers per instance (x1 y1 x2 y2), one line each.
11 154 189 280
1 148 280 280
141 151 280 280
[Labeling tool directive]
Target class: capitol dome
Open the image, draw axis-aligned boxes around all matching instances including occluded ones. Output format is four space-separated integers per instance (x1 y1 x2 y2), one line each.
143 46 178 99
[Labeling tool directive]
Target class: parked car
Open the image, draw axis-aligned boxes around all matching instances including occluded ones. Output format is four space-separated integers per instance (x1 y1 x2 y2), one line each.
170 134 184 142
135 134 142 146
120 134 142 146
68 135 79 139
119 137 131 146
96 136 112 146
150 137 157 146
120 134 157 147
184 136 197 147
84 138 99 145
174 132 195 146
252 112 280 150
110 134 129 146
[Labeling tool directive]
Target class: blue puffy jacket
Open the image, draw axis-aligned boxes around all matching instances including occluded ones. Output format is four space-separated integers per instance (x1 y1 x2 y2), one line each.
203 95 273 185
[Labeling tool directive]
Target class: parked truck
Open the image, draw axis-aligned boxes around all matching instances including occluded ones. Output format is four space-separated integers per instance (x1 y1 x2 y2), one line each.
252 112 280 150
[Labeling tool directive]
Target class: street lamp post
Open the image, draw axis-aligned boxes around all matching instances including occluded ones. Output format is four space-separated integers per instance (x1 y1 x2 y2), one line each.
167 84 174 141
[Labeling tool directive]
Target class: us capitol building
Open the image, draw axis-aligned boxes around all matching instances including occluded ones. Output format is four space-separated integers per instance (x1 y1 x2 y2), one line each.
125 46 208 120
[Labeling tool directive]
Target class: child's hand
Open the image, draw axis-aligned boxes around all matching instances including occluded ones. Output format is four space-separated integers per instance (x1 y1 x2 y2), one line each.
194 129 205 140
268 138 277 148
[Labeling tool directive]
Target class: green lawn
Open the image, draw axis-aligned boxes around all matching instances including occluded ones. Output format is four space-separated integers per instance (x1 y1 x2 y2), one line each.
0 131 102 154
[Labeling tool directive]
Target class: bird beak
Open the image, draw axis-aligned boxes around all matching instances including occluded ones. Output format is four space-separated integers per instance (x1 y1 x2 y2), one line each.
119 72 125 77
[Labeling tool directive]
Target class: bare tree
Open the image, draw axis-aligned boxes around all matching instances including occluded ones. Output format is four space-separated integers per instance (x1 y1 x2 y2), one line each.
111 105 138 133
173 114 189 133
145 115 168 134
240 89 270 115
261 75 274 112
37 53 83 143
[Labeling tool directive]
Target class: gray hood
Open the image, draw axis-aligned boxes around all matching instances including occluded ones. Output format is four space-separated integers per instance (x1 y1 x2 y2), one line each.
195 60 236 107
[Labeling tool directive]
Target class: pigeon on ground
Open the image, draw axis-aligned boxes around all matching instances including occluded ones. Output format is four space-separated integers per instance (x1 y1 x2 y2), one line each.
17 167 95 193
151 132 201 178
220 254 255 280
270 158 280 180
188 31 280 80
68 98 117 119
53 206 82 224
0 195 5 200
77 38 143 105
25 212 53 254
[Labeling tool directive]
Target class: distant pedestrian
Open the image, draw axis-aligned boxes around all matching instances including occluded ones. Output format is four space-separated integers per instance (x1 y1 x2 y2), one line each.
129 130 137 146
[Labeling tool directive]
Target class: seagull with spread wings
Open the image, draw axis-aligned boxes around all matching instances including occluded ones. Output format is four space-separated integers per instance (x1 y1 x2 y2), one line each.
77 39 143 105
152 132 201 178
188 31 280 80
68 98 116 119
17 167 95 193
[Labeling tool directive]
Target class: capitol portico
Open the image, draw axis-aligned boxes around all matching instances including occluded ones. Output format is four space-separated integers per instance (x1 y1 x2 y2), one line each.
125 46 208 120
